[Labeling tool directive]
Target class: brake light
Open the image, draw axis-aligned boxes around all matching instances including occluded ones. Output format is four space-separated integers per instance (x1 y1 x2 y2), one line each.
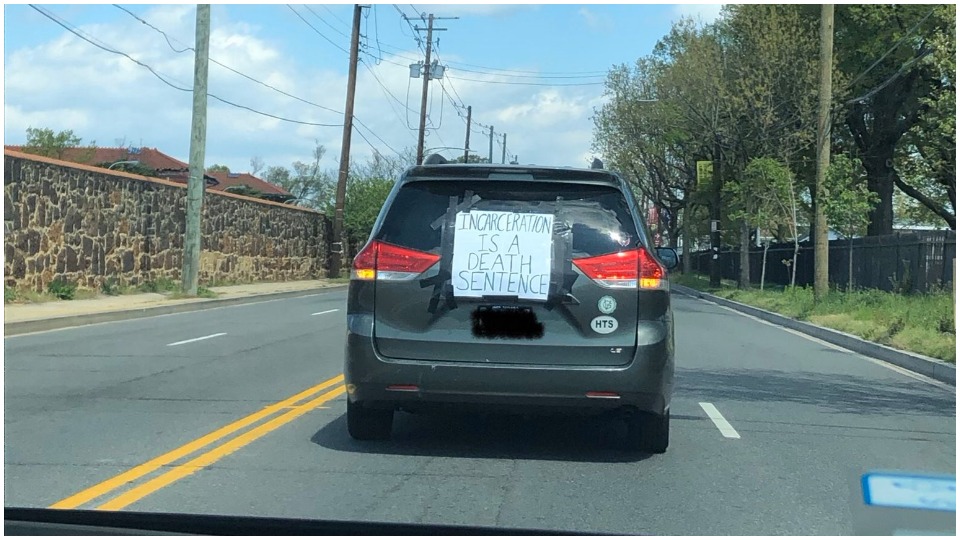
351 241 440 281
572 247 666 290
638 247 667 290
572 249 638 288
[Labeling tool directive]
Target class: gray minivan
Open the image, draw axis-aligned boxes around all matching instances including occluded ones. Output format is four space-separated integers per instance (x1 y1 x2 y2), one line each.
343 156 677 452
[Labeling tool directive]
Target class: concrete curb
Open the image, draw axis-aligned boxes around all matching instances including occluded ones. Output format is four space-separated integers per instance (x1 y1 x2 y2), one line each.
4 285 349 336
671 283 956 386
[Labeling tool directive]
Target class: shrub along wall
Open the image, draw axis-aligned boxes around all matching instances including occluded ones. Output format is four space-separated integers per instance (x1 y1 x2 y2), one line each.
4 150 331 292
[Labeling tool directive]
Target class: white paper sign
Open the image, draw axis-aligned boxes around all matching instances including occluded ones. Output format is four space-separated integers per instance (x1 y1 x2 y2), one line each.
451 210 554 300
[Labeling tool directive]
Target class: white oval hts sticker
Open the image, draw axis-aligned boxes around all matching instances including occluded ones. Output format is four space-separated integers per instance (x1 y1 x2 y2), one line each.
590 316 618 334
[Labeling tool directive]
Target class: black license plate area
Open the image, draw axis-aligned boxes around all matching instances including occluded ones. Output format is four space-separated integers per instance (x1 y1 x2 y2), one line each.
471 305 544 339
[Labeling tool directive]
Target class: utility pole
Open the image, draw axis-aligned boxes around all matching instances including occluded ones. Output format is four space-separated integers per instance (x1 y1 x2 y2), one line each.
182 4 210 296
330 4 362 279
414 14 435 166
709 140 723 288
501 133 507 164
463 105 472 162
813 3 834 301
488 125 494 163
407 13 455 165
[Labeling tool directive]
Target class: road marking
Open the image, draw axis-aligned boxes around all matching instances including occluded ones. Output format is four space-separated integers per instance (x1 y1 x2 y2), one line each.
699 402 741 439
166 333 227 347
695 298 953 392
311 309 340 316
97 385 346 511
5 289 347 338
49 374 345 510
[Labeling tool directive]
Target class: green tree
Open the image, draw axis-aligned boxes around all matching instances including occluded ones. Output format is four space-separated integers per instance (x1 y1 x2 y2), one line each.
823 155 881 290
724 158 796 290
206 164 230 173
451 154 490 164
833 4 955 234
22 127 93 161
223 185 263 198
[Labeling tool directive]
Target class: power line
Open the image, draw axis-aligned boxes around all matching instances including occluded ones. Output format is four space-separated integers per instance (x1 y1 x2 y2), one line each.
114 4 343 116
32 5 343 128
303 4 352 39
113 4 191 53
447 75 605 87
845 8 937 90
359 57 419 137
353 120 402 157
371 5 384 63
286 5 350 54
319 4 349 27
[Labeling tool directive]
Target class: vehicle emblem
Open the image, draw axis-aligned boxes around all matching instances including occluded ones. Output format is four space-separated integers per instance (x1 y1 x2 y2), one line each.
598 295 617 314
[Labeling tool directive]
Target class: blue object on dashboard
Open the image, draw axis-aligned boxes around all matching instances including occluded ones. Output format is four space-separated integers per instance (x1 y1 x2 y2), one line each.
862 472 956 512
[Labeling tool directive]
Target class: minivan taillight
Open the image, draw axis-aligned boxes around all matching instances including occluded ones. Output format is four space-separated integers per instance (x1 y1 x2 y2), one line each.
572 247 666 290
351 241 440 281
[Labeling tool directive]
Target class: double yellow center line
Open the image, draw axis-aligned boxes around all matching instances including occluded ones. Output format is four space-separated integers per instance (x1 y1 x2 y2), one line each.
50 374 346 511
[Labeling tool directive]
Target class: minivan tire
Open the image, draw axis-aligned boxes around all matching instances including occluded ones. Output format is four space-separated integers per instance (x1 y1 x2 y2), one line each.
626 410 669 453
347 400 394 440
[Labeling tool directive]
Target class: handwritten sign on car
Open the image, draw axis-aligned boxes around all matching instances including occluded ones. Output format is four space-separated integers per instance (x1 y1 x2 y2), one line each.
451 210 554 301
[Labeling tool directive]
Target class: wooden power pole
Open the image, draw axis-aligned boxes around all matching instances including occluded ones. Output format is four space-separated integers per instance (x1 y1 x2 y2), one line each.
501 133 507 164
488 125 494 164
182 4 210 295
813 3 834 300
463 105 472 162
329 4 363 279
415 14 435 166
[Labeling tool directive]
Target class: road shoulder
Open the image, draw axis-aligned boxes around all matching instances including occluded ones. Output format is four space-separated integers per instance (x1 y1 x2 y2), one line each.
4 281 348 336
672 283 956 386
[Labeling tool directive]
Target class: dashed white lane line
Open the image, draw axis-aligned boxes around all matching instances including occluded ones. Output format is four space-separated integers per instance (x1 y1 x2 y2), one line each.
166 333 227 347
699 402 741 439
311 309 340 316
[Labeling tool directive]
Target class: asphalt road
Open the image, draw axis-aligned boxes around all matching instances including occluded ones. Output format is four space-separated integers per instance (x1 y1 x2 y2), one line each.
4 289 955 534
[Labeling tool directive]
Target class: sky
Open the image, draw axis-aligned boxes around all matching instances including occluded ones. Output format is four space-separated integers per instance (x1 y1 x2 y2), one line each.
3 2 724 176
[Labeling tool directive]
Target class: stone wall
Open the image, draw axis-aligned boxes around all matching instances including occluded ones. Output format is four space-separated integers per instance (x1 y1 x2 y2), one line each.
4 151 331 292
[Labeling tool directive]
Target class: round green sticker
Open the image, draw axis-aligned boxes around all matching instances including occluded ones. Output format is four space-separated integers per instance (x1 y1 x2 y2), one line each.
598 295 617 314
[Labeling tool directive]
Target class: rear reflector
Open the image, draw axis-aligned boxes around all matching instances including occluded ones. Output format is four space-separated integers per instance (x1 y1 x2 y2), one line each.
351 241 440 281
586 391 620 399
572 247 667 290
386 384 419 392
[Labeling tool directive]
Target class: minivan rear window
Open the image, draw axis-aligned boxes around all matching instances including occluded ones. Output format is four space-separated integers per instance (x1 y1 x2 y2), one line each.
377 180 641 257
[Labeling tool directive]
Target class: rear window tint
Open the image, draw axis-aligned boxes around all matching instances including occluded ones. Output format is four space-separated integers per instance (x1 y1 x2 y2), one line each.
377 180 640 257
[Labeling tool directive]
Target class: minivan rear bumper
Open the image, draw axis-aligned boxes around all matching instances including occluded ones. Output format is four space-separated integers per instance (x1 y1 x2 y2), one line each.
344 314 674 415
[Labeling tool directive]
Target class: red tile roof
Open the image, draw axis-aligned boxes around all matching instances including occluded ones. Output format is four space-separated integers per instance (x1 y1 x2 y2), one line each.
4 145 290 197
4 145 189 172
206 171 291 196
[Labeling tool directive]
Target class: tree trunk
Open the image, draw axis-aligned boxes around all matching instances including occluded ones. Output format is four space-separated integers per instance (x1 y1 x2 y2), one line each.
739 220 750 289
681 205 692 275
848 235 855 291
761 241 770 290
791 240 799 288
863 150 896 236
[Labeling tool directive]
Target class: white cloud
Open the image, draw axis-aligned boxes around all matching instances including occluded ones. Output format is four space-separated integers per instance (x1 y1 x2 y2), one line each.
578 7 613 32
673 3 724 23
4 5 605 176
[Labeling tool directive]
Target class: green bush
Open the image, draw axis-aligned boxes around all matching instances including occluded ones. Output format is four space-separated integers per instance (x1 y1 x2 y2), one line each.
100 277 121 296
138 277 178 294
47 278 77 300
5 286 16 303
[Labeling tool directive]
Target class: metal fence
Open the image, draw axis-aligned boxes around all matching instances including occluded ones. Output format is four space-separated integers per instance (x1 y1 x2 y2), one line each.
689 231 955 293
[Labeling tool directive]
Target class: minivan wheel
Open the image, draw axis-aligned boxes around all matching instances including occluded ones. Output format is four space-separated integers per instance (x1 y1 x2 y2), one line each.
347 400 394 440
626 410 669 453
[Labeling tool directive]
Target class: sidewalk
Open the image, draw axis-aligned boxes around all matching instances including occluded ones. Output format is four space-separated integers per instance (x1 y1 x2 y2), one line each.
4 280 345 325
